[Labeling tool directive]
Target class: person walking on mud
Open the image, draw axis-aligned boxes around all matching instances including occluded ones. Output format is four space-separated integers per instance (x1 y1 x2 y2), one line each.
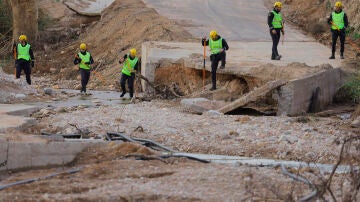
268 1 284 60
119 48 139 99
13 35 35 85
201 30 229 91
74 43 94 94
328 1 349 59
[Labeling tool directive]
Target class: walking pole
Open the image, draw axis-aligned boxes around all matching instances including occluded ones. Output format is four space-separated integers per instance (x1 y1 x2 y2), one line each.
203 38 206 90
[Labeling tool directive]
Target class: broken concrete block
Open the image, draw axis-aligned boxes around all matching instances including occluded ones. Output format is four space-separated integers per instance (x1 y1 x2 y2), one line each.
351 117 360 128
7 142 32 170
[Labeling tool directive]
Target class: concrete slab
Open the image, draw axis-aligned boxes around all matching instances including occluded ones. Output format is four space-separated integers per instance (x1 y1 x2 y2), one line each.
143 0 311 42
0 140 8 172
64 0 115 16
141 41 342 91
277 68 348 116
7 142 32 170
0 140 107 172
0 104 39 133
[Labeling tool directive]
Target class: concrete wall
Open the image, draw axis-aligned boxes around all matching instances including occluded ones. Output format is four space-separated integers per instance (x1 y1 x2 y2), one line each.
0 139 105 172
277 68 348 116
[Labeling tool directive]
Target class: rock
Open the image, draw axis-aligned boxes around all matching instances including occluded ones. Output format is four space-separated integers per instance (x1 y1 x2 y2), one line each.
204 110 222 116
351 117 360 128
56 107 67 113
50 68 57 73
52 85 60 89
279 135 298 144
15 94 26 99
44 88 53 95
181 98 209 114
181 98 225 114
227 79 245 94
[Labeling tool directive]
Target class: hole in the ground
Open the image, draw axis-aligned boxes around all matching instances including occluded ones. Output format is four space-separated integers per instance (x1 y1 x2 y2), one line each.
227 107 276 116
154 64 263 97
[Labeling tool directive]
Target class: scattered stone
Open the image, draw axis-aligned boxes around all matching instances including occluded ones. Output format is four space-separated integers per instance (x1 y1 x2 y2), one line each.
44 88 53 95
351 117 360 128
204 110 222 116
15 94 26 99
229 131 239 136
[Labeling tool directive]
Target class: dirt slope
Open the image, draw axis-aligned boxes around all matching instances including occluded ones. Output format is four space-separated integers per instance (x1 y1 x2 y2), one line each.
281 0 360 56
44 0 193 90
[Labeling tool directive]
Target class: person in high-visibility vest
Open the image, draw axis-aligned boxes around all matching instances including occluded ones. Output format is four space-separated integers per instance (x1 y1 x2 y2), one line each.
119 48 139 98
327 1 349 59
12 35 35 85
201 30 229 91
73 43 94 94
267 2 284 60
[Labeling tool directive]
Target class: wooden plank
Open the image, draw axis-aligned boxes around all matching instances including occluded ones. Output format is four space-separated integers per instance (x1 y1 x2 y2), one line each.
218 80 287 114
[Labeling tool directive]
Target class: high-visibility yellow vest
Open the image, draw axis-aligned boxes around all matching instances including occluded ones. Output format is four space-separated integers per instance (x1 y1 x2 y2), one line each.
209 38 223 54
78 51 91 70
17 44 31 61
272 10 283 29
122 55 138 76
332 11 345 30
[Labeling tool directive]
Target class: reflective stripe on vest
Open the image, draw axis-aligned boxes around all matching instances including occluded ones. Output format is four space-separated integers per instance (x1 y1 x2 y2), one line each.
78 51 91 70
122 55 138 76
271 10 283 29
332 11 345 30
209 38 223 54
17 44 31 61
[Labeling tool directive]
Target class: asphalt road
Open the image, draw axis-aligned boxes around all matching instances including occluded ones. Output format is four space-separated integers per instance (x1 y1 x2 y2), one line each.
143 0 312 42
142 0 341 68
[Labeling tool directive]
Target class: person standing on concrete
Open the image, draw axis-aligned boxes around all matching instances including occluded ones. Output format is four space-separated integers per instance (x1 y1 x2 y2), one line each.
328 1 348 59
12 35 35 85
74 43 94 94
201 30 229 91
119 48 139 98
267 1 284 60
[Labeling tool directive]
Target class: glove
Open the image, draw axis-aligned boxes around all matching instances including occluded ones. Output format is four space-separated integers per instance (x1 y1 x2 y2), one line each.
84 62 90 65
31 61 34 67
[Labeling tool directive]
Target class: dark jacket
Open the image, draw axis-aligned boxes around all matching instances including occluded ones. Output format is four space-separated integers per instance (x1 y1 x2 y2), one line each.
327 9 349 30
268 9 283 30
12 42 35 62
201 35 229 53
73 51 94 65
119 54 139 71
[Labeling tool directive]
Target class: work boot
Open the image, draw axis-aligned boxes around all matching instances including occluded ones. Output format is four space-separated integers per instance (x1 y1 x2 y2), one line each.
329 55 335 59
271 56 281 60
210 87 216 91
340 53 344 59
220 65 225 69
120 92 126 97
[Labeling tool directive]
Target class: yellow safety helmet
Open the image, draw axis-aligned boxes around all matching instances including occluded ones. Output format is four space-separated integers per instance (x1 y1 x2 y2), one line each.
19 35 27 41
274 1 282 8
129 48 137 57
209 30 217 39
335 1 342 8
80 43 87 51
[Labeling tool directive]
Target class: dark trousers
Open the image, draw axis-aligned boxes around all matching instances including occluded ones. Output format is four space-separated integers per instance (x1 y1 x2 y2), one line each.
331 29 345 55
210 51 226 89
15 60 31 85
120 73 135 97
270 29 281 58
80 68 90 92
